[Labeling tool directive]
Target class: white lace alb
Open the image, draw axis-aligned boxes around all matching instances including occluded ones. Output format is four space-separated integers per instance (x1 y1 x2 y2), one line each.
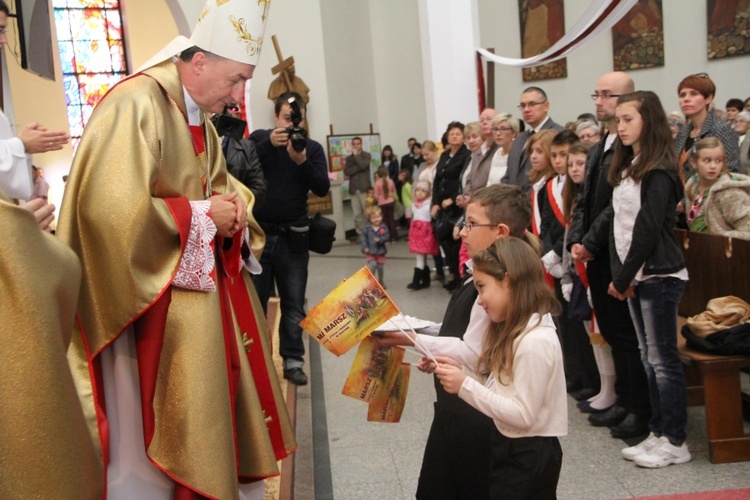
173 200 217 292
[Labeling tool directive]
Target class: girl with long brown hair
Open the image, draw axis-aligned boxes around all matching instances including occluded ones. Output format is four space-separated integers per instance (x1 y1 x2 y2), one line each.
429 237 566 498
606 91 690 468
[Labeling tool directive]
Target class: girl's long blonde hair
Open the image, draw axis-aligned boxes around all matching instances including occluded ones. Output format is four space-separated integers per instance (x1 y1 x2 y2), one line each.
473 237 561 382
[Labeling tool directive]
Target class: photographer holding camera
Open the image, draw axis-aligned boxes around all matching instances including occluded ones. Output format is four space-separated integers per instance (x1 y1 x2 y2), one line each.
250 92 329 386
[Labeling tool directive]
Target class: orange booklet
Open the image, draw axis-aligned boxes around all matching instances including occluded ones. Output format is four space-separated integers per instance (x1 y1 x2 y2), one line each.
300 267 399 356
341 336 405 405
367 363 411 423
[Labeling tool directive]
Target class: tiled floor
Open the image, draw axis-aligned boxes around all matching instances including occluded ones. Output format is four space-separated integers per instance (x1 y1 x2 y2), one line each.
297 239 750 499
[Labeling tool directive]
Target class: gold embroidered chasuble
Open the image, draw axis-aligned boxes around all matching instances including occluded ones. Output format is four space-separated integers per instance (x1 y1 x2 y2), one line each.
0 192 103 499
57 60 295 499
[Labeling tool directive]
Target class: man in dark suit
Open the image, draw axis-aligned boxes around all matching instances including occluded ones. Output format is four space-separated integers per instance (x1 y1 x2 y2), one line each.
400 137 418 178
502 87 564 191
568 71 651 439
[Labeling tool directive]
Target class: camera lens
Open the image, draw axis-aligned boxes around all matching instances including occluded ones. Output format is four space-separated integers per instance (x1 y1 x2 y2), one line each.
291 133 306 152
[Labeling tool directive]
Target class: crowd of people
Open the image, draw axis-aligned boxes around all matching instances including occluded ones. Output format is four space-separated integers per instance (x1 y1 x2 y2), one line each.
373 70 750 498
365 74 750 298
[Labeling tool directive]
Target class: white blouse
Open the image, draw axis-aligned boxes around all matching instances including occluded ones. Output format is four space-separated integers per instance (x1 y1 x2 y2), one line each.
612 167 688 284
458 313 567 438
485 148 508 187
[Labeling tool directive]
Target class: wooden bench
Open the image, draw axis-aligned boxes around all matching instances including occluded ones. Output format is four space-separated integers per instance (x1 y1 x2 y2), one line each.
674 229 750 464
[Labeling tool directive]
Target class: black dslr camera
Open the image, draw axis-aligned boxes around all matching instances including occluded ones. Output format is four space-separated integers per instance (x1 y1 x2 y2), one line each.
211 105 246 142
286 96 307 153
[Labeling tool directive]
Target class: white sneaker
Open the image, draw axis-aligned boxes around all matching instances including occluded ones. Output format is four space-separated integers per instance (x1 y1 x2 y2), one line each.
633 440 691 468
622 433 665 461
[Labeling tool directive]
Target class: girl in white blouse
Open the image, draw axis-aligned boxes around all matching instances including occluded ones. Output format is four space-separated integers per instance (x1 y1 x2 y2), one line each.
426 237 566 499
605 91 690 469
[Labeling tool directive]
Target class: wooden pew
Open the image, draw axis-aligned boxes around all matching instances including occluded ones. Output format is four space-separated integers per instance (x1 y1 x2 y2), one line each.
674 229 750 464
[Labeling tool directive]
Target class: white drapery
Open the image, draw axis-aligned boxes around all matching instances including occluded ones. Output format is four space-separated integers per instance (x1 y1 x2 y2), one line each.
477 0 639 68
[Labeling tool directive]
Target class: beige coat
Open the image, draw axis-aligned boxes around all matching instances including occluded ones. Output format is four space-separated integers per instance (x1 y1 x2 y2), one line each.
687 296 750 337
686 172 750 240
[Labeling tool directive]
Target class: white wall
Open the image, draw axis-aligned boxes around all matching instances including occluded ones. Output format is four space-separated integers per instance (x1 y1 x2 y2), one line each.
418 0 483 141
368 0 427 156
318 0 379 137
478 0 750 125
248 0 332 147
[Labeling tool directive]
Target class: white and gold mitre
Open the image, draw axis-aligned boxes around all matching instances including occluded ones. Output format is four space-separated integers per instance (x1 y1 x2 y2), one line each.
191 0 270 65
138 0 271 71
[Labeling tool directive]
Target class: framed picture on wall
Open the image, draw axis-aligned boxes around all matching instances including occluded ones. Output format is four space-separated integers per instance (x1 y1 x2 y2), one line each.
518 0 567 82
707 0 750 59
327 133 382 200
612 0 664 71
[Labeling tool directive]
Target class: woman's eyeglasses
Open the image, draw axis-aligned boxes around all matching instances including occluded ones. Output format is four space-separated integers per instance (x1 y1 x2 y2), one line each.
687 194 704 223
579 132 600 142
491 126 513 133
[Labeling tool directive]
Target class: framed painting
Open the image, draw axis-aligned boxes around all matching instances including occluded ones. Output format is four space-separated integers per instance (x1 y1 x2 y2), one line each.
518 0 567 82
612 0 664 71
707 0 750 59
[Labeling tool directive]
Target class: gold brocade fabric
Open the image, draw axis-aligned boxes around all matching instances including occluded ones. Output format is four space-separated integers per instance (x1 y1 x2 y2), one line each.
57 61 293 499
0 192 103 499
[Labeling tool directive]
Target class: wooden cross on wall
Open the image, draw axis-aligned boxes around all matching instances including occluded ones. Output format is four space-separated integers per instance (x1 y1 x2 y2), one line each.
270 35 294 93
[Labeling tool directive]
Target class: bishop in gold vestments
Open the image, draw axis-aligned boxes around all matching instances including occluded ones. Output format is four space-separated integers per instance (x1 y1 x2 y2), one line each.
57 55 295 499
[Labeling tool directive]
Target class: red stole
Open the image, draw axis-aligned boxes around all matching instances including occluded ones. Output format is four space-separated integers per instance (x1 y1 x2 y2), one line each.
530 189 540 236
546 178 565 227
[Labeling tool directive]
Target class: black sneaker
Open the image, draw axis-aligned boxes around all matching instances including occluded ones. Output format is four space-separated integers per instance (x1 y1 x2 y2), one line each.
283 367 308 386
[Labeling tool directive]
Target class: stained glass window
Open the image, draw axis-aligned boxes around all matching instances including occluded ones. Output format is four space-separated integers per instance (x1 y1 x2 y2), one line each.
53 0 127 151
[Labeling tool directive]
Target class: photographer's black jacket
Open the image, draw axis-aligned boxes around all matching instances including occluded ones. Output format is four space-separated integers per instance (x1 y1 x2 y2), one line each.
223 137 268 209
250 129 330 225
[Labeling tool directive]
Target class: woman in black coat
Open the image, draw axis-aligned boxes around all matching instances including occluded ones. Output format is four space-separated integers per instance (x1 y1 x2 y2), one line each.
431 121 471 290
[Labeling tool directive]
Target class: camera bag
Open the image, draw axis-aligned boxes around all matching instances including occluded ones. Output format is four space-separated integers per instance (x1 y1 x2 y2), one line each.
309 212 336 254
